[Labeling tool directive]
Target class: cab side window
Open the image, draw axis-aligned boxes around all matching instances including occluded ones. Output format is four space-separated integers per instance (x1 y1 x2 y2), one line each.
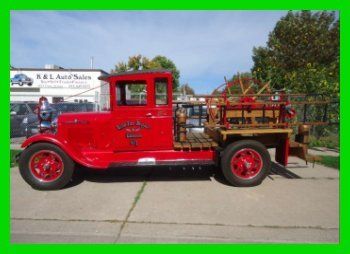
155 78 168 105
116 81 147 106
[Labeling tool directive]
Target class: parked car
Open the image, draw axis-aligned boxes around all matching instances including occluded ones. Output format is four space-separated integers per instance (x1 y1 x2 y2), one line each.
11 74 33 86
10 102 37 137
21 102 97 138
188 105 207 119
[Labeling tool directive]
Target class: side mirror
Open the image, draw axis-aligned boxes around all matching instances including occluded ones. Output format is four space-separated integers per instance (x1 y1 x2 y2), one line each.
10 111 17 116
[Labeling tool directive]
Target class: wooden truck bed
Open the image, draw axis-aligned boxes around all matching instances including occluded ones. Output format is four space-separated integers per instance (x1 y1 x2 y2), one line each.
173 127 292 151
205 125 293 144
174 132 218 151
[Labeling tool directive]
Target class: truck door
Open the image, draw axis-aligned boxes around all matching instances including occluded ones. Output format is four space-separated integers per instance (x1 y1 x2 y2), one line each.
112 76 173 152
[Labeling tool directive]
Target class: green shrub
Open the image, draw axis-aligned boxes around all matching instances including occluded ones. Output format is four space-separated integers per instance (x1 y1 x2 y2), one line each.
309 134 339 149
10 150 21 168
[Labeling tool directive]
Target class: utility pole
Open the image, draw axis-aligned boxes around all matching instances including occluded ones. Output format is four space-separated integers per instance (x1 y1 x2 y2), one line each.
90 56 94 69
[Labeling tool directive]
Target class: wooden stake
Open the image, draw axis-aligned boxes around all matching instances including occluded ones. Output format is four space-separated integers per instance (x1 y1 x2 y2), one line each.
243 81 255 95
238 73 245 94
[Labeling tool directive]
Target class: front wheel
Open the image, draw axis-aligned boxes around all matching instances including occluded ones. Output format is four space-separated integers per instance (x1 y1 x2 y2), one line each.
19 143 75 190
221 140 271 187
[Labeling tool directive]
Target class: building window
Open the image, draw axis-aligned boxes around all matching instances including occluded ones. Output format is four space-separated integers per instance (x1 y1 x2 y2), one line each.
155 78 168 105
53 97 64 103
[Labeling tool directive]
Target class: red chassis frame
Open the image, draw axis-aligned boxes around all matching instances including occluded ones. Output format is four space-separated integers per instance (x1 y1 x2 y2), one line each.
21 71 217 169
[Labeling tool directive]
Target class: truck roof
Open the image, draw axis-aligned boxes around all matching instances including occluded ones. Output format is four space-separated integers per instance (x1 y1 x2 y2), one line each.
98 69 172 81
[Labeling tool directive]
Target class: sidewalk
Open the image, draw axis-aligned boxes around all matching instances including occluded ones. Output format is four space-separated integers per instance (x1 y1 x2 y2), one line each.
11 152 339 243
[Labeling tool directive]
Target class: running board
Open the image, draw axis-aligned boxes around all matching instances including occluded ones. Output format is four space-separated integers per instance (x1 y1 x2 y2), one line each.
108 159 215 168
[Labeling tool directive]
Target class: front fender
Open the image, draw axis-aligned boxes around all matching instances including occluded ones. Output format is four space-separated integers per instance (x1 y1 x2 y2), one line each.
21 133 101 168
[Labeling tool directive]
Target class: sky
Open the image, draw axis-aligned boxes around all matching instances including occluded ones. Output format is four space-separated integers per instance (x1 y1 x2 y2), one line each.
11 11 288 94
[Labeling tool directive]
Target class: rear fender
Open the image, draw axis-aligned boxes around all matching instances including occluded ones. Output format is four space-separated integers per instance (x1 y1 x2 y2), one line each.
21 134 100 168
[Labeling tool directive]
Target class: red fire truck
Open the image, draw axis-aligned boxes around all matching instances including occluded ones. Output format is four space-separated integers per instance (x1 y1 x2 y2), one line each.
18 70 337 190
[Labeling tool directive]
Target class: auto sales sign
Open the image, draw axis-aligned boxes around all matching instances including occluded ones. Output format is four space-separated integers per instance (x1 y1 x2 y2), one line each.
10 70 99 90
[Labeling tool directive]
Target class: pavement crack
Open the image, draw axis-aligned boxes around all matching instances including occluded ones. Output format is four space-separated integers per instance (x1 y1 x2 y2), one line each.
11 217 338 231
124 220 339 231
11 217 122 223
115 180 147 242
272 177 339 180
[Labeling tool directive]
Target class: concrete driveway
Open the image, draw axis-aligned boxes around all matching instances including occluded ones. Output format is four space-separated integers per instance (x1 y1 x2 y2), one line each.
11 153 339 243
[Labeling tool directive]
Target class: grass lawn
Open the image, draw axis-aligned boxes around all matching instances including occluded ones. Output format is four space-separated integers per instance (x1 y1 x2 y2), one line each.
11 149 22 168
317 155 339 169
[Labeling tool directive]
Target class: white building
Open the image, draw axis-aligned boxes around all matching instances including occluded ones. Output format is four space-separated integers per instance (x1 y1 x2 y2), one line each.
10 65 110 110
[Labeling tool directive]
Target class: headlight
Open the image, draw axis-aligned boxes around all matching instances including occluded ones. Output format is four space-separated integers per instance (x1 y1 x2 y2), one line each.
22 118 28 124
39 121 51 131
51 117 58 129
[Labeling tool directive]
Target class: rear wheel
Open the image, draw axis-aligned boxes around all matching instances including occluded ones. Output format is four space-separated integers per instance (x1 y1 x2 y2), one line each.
19 143 74 190
221 140 271 187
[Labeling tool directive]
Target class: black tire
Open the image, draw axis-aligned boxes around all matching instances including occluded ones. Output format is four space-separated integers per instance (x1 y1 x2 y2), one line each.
19 143 75 190
221 140 271 187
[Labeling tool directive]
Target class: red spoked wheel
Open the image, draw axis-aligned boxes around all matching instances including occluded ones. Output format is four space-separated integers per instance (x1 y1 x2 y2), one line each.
221 140 271 187
230 148 263 180
19 143 74 190
29 150 64 182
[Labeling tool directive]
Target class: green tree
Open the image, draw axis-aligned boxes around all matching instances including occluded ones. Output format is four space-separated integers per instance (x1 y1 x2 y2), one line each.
113 54 180 91
251 11 339 138
251 47 272 82
225 72 254 95
115 62 128 72
152 55 180 91
251 11 339 95
230 72 252 82
179 83 195 95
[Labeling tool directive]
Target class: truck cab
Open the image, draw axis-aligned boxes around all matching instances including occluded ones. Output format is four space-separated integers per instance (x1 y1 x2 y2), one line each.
105 70 174 151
